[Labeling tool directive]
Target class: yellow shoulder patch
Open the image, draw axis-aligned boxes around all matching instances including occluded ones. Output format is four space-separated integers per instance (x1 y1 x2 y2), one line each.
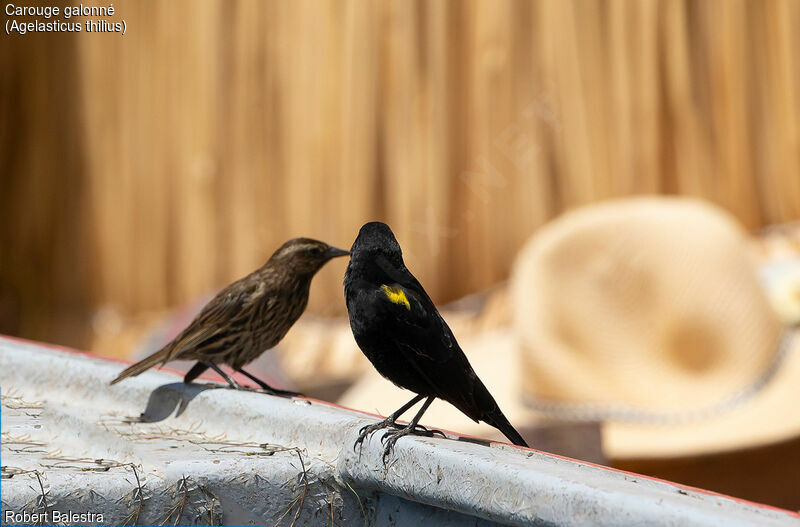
381 284 411 310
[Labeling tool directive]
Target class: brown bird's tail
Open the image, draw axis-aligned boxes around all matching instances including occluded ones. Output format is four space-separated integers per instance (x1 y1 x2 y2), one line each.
109 347 171 385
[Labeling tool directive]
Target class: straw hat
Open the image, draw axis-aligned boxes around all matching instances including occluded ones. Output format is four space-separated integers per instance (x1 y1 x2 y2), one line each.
510 197 800 459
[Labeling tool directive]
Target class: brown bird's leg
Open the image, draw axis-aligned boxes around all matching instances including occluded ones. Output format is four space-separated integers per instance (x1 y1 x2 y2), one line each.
380 396 443 461
354 394 426 453
183 362 209 384
203 361 246 390
234 367 301 397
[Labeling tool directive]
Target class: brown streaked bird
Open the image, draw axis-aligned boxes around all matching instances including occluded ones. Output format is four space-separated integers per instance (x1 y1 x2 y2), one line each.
110 238 349 394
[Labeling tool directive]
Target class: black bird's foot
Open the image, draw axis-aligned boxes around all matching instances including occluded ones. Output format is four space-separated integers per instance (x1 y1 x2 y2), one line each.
353 395 440 460
354 418 395 453
379 426 417 462
379 422 447 462
408 423 447 438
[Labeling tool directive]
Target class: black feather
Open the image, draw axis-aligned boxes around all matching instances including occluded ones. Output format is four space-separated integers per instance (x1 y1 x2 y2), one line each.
344 221 528 447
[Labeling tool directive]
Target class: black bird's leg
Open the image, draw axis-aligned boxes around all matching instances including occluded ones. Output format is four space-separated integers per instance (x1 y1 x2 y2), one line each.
354 394 425 452
183 362 209 384
380 396 440 461
204 361 248 390
234 367 301 397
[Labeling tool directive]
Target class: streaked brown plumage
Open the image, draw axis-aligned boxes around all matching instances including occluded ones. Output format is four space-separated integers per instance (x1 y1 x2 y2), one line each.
110 238 348 393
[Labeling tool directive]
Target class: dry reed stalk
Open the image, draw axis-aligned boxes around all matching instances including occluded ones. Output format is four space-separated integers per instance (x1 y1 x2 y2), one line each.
1 1 799 351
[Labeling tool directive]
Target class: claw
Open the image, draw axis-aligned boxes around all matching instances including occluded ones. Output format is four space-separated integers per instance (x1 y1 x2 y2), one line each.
358 423 375 435
410 423 446 438
380 427 415 462
378 423 448 462
353 417 396 453
352 396 444 460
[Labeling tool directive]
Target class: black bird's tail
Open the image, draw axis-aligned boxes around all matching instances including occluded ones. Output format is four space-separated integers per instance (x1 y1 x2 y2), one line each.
482 407 529 448
460 376 529 448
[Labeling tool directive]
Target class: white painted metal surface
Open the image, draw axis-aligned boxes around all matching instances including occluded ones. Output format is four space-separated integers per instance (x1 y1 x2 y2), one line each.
1 336 798 526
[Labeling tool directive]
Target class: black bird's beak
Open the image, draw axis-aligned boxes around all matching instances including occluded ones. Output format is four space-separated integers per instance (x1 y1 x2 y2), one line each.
325 246 350 259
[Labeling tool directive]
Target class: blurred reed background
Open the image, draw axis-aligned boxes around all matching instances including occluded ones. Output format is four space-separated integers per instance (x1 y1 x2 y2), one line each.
2 0 800 356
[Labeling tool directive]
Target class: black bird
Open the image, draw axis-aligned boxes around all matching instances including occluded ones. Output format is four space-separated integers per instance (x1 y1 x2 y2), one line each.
111 238 349 394
344 222 528 456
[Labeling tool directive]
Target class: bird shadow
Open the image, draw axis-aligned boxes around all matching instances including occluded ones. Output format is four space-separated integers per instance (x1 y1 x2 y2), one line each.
125 382 226 423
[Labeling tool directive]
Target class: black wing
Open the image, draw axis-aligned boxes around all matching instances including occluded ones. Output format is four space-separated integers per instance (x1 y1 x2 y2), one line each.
362 259 493 421
372 254 457 362
360 256 529 444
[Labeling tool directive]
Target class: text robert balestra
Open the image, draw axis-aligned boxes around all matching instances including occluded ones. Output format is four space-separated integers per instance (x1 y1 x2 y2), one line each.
4 509 105 524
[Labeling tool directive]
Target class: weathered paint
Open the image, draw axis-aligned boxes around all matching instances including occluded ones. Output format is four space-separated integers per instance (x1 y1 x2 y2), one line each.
1 336 798 526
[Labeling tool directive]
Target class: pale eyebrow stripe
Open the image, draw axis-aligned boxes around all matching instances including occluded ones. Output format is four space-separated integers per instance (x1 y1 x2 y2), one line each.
281 243 320 255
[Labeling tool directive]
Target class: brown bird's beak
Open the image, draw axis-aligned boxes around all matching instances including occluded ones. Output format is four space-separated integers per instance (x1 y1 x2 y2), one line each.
325 246 350 259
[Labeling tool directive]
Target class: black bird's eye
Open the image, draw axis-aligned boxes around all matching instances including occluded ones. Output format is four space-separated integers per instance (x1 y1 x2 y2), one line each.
308 246 323 255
